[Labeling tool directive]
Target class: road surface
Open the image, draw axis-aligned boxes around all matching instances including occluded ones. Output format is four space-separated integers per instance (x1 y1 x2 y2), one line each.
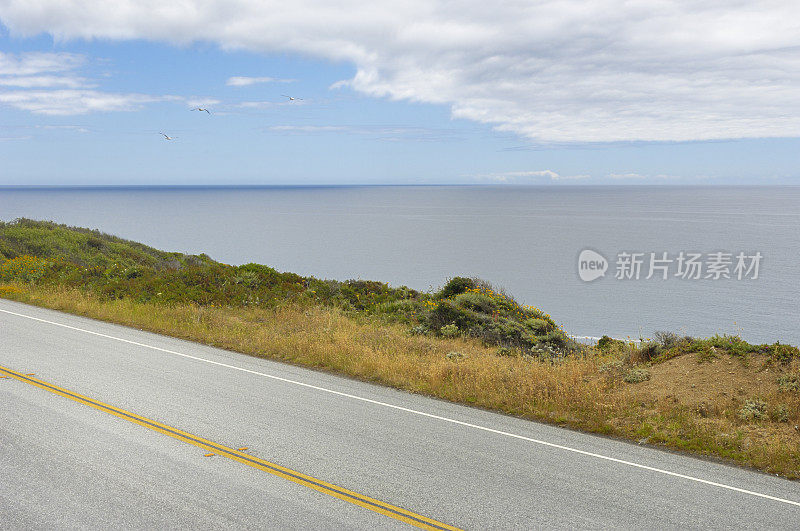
1 298 798 529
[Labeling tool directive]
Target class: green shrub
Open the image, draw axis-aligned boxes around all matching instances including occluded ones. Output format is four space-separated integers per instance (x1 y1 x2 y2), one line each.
230 270 260 288
123 266 142 280
777 374 800 393
772 343 799 364
524 318 552 335
0 238 15 260
496 346 516 357
771 404 790 423
409 324 428 336
705 335 763 357
653 330 681 348
437 276 475 299
623 368 651 383
695 344 719 363
599 360 624 374
597 335 624 350
439 323 460 338
453 292 496 313
738 399 768 421
426 300 486 331
477 319 527 346
537 330 569 348
86 236 104 250
636 342 662 362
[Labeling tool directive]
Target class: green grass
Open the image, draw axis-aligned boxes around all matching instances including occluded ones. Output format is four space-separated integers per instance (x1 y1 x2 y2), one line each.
622 331 800 366
0 218 213 269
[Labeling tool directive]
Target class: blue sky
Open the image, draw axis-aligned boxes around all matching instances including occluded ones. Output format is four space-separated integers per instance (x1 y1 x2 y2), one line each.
1 2 799 186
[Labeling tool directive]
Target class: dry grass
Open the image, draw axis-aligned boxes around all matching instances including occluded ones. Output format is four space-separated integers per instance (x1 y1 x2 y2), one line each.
2 283 799 479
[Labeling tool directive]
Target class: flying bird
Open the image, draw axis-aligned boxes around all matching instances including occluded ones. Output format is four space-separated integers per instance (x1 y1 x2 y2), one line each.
191 107 211 114
281 95 303 101
160 132 175 140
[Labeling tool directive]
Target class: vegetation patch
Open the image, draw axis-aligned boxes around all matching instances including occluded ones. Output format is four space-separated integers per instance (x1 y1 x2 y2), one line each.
623 367 651 383
777 374 799 393
597 335 625 351
738 399 768 422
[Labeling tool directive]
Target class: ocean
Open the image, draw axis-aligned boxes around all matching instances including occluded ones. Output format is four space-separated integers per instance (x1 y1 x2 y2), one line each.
1 185 798 344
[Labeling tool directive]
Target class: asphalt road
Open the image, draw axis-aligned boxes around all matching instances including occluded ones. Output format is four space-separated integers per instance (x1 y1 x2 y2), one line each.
1 298 798 529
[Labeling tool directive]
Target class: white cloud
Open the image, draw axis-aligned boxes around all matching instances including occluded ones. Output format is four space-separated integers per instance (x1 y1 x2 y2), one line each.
1 2 800 142
237 97 309 108
0 89 168 115
0 51 84 76
37 124 91 133
476 170 588 183
268 123 459 142
186 97 220 108
607 172 688 181
0 51 179 114
269 125 347 132
237 100 278 108
549 173 590 181
226 76 294 86
0 75 89 88
607 172 649 180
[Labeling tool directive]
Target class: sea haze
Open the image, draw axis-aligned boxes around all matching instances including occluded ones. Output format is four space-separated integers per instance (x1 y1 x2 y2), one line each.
1 185 798 344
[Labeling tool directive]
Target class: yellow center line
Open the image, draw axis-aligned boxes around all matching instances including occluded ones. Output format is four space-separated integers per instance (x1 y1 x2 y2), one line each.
0 364 461 531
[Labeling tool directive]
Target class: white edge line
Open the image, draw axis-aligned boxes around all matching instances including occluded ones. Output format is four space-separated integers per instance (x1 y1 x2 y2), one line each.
1 306 798 509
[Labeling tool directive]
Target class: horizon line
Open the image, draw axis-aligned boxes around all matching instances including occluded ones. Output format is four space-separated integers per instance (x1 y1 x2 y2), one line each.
2 183 799 190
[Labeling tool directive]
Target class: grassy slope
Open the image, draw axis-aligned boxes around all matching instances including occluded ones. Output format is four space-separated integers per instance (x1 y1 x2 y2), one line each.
1 219 799 478
0 218 213 269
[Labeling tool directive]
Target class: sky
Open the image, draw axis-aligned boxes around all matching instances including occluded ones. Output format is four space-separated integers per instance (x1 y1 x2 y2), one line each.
0 1 799 186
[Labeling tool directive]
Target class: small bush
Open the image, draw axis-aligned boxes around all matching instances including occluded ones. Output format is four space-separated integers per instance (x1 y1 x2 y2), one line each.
496 346 516 357
738 399 768 421
636 342 662 362
777 374 800 393
701 334 762 358
438 277 475 299
410 324 428 336
0 255 51 283
426 300 484 331
439 323 460 338
599 360 624 374
446 351 466 361
653 330 681 348
453 292 496 313
123 266 142 280
536 330 570 350
597 335 624 351
230 270 260 287
772 343 799 364
771 405 790 423
524 318 552 335
623 368 651 383
695 344 719 363
86 236 104 249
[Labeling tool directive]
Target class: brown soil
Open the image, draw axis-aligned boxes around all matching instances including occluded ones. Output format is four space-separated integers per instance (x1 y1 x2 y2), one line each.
621 353 800 452
639 354 789 409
